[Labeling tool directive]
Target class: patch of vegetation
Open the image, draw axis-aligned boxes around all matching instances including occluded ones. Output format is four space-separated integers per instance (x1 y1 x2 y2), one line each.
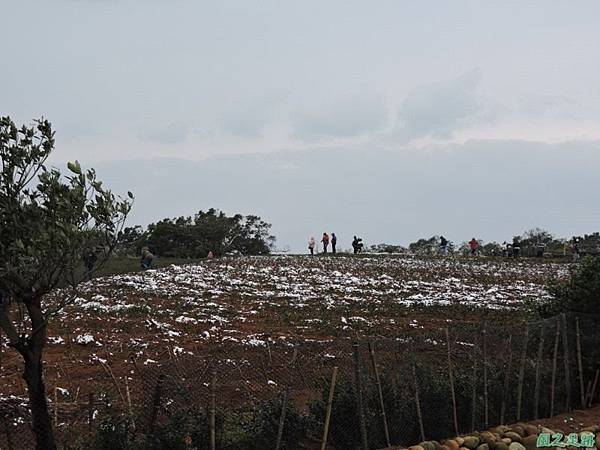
537 256 600 317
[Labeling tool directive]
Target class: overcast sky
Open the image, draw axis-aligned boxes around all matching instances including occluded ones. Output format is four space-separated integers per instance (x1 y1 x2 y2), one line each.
2 1 600 251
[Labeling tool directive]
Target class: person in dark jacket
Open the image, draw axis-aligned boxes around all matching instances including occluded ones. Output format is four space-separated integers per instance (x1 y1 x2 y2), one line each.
331 233 337 254
352 236 363 254
83 249 98 281
321 233 330 254
440 236 448 256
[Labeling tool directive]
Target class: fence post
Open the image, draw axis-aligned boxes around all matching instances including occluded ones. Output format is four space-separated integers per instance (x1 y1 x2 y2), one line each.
588 369 599 408
550 318 560 416
369 340 391 447
88 393 95 434
534 324 545 419
412 362 426 442
482 323 489 428
516 326 529 421
471 347 477 432
500 334 513 425
275 348 298 450
148 373 165 437
210 370 217 450
320 366 338 450
561 313 571 411
353 342 369 450
3 415 14 450
445 328 459 436
576 317 585 409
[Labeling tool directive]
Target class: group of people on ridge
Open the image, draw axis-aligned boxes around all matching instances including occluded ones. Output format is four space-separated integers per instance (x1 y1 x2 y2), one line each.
308 233 337 255
307 233 364 255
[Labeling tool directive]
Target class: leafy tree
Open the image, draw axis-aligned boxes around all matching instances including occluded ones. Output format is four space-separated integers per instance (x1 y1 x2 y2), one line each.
408 236 439 255
145 208 275 258
0 117 132 450
116 225 147 255
368 243 407 254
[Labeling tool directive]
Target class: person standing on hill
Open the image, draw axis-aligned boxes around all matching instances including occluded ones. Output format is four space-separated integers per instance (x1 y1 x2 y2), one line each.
572 239 581 262
512 237 521 257
440 236 449 256
469 238 479 256
352 236 363 254
308 236 316 255
331 232 337 254
321 232 330 254
83 248 98 281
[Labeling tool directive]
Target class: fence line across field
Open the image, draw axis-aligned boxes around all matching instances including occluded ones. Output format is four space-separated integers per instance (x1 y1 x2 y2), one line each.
2 311 600 449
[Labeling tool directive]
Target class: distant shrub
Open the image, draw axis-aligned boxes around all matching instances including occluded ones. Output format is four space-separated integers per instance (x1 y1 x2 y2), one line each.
538 256 600 317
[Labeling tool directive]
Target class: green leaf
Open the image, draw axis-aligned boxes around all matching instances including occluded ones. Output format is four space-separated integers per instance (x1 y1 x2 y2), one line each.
67 160 81 175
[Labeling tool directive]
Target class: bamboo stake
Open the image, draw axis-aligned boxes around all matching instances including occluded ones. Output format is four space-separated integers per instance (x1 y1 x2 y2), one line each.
124 376 135 428
534 324 545 419
446 328 459 436
516 327 529 421
561 313 571 411
471 349 477 432
482 323 489 428
576 317 585 409
275 348 298 450
353 343 369 450
550 319 560 417
148 374 164 436
588 369 599 408
413 362 426 441
88 393 95 434
210 370 216 450
3 416 14 450
500 334 513 425
369 341 391 447
320 366 338 450
54 387 58 427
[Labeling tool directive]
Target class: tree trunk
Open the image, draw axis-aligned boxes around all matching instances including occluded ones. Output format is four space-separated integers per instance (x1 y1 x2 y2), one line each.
23 351 57 450
22 299 57 450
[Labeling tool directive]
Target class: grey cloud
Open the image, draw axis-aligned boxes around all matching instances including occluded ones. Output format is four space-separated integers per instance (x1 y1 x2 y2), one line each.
140 122 189 145
394 69 492 142
291 95 388 141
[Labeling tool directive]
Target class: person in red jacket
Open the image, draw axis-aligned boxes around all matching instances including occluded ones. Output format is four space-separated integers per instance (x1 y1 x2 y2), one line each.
469 238 479 256
321 232 330 254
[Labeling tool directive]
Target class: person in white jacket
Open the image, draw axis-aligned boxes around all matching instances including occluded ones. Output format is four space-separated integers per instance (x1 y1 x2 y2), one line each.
308 236 317 255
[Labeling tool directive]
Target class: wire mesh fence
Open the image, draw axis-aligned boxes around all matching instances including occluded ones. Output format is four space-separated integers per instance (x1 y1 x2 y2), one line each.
1 312 600 450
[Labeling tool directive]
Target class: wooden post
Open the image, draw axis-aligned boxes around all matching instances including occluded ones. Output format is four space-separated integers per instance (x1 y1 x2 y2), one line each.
210 370 216 450
148 374 165 436
588 369 599 408
124 376 135 428
88 393 95 434
3 416 14 450
353 343 369 450
550 319 560 417
516 327 529 421
369 341 391 447
412 362 426 442
275 348 298 450
445 328 459 436
471 349 477 432
576 317 585 409
561 313 571 412
534 324 545 419
482 323 489 428
500 334 513 425
320 366 338 450
54 387 58 427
